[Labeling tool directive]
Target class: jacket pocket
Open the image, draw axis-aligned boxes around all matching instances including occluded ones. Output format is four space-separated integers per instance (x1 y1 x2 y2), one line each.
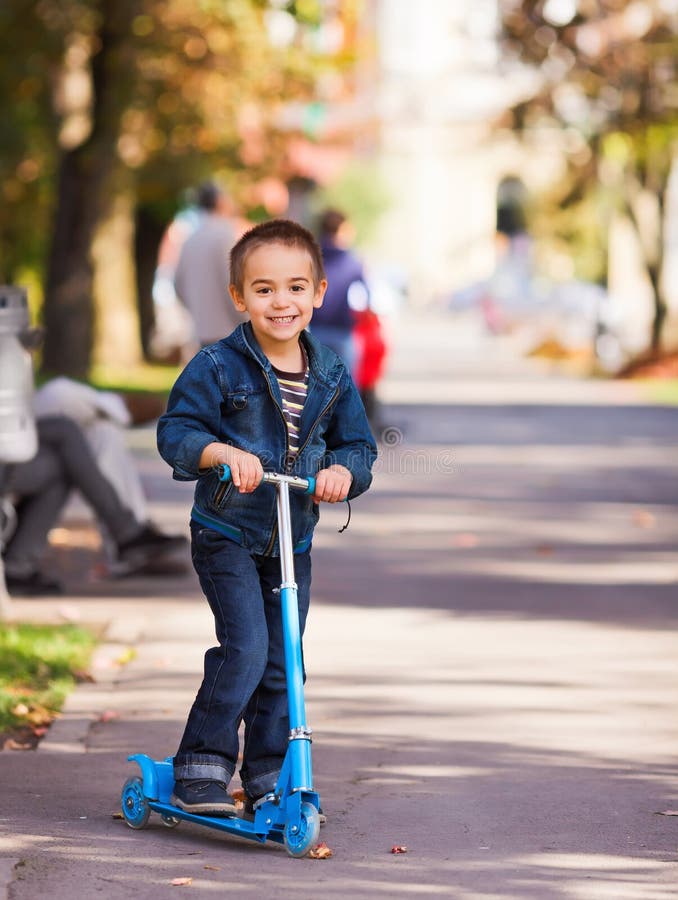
220 390 251 415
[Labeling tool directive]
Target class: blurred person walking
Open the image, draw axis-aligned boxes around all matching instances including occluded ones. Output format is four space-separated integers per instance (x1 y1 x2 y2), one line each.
173 182 247 347
313 209 387 428
311 209 370 375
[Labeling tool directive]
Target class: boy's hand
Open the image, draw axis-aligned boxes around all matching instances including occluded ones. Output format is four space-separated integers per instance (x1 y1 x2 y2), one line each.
211 444 263 493
313 464 352 504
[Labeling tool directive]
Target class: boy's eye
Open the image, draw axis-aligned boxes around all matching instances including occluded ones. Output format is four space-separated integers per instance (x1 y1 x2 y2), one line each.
290 284 304 292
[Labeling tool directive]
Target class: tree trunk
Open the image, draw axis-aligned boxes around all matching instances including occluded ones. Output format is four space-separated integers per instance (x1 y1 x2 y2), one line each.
40 0 139 378
623 173 668 356
648 262 667 352
133 206 166 360
41 149 102 377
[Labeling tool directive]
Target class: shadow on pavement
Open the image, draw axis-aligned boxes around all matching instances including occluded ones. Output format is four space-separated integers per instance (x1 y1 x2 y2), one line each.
1 726 675 899
386 402 678 447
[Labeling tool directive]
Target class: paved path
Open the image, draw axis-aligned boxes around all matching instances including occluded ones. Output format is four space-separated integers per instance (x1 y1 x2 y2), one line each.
1 311 677 898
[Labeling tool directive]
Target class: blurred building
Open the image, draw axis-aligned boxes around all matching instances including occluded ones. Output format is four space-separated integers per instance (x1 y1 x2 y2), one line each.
280 0 677 348
284 1 546 306
371 0 551 306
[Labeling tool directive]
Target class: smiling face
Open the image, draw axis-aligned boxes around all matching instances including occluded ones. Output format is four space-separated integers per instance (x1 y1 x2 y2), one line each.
230 241 326 363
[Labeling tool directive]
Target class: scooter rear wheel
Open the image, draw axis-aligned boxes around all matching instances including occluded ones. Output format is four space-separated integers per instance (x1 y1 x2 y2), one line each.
121 775 151 829
161 814 181 828
283 802 321 858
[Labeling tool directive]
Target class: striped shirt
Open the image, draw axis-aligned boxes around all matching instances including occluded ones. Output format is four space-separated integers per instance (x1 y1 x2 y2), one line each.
273 358 309 466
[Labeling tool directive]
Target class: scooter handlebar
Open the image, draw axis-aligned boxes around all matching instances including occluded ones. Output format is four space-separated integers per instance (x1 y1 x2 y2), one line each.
217 464 316 496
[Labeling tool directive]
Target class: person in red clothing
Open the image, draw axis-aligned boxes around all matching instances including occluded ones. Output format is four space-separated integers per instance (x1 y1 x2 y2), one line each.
313 208 387 428
353 307 387 428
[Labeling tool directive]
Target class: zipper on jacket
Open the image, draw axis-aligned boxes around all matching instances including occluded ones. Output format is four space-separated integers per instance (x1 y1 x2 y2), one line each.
262 383 341 557
262 374 292 556
294 385 340 463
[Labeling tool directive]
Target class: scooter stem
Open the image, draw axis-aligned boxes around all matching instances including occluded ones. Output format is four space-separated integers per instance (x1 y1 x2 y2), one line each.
275 479 313 792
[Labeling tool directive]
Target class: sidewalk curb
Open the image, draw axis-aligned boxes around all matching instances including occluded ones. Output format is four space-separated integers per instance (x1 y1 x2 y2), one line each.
0 859 20 900
38 619 143 755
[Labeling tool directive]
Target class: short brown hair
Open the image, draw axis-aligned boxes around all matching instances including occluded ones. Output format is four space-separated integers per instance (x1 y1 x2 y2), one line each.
230 219 325 294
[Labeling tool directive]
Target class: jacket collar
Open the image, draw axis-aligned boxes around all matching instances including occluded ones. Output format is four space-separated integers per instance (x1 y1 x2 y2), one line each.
226 322 342 389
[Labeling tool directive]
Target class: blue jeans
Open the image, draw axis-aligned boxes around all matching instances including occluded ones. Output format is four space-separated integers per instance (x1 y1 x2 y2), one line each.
174 522 311 800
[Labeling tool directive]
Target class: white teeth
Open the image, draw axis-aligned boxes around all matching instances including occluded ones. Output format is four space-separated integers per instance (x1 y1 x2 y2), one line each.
271 316 295 323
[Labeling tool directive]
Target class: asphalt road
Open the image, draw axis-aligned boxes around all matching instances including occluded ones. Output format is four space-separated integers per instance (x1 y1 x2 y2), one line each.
1 311 677 899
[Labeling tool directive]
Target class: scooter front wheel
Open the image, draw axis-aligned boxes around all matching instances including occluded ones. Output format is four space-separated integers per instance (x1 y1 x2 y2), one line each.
283 801 321 858
121 775 151 830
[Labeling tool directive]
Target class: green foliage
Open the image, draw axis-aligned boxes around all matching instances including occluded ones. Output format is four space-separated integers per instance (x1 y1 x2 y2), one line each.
529 162 611 284
0 623 96 733
0 0 351 366
498 1 678 350
0 2 61 282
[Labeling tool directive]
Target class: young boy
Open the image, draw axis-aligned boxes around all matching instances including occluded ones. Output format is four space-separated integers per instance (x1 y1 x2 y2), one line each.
157 219 377 816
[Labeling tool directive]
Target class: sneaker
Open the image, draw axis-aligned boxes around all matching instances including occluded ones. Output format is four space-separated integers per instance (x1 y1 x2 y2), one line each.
5 570 63 596
170 780 238 816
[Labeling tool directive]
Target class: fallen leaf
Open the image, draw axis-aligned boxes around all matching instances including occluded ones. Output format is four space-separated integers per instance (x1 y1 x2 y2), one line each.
308 842 333 859
3 738 32 751
656 810 678 816
231 787 246 802
25 706 52 726
390 845 407 854
203 865 221 871
98 709 120 723
73 669 95 683
115 648 136 666
111 812 124 819
170 878 193 886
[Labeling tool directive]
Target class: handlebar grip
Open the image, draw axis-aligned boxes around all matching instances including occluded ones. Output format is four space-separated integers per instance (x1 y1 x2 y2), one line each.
217 464 316 495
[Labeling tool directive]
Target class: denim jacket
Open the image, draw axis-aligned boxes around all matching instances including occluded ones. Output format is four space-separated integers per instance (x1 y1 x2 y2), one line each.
157 322 377 556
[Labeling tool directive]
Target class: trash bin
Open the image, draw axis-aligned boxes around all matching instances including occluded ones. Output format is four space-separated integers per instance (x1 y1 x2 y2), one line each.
0 285 38 614
0 285 37 464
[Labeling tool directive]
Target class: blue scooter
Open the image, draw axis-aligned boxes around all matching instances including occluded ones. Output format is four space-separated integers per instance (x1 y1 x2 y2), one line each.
121 467 322 858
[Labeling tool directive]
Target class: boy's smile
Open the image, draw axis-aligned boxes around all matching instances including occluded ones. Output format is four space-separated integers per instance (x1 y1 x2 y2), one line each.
230 242 326 364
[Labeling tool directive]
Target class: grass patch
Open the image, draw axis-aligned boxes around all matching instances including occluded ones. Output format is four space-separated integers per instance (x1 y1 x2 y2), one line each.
0 623 96 746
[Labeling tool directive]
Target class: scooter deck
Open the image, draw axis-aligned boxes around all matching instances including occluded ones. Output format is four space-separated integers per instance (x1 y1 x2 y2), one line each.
148 799 284 845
